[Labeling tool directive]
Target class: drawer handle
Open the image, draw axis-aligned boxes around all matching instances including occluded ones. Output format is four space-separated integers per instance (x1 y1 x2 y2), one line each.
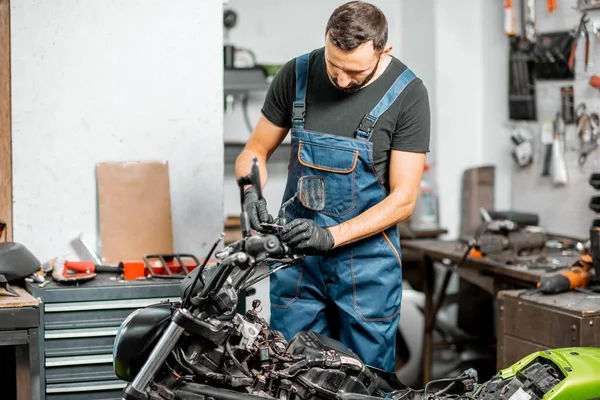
46 354 113 367
46 380 127 393
45 297 176 312
45 327 118 339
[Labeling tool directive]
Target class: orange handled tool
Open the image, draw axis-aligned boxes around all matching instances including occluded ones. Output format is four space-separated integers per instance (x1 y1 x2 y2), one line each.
64 261 120 274
569 13 590 72
67 260 147 280
537 254 593 294
52 259 147 284
547 0 557 13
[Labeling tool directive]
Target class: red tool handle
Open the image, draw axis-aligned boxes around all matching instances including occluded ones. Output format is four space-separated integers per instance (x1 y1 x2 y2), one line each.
590 75 600 89
569 43 578 71
586 40 590 70
64 261 119 273
64 261 96 272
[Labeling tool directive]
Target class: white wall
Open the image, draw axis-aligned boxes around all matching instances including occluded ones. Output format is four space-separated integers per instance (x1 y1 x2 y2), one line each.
400 0 436 159
11 0 224 262
481 0 512 217
222 0 404 219
433 0 511 239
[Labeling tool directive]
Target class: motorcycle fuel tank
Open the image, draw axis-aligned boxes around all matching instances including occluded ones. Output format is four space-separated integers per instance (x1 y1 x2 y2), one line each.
113 301 173 381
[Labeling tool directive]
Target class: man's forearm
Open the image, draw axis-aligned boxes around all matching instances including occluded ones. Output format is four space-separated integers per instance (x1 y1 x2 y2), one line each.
327 190 414 247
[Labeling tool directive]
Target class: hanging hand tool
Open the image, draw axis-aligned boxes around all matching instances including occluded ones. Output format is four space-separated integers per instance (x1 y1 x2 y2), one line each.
523 0 537 43
550 112 569 185
504 0 515 36
569 12 590 72
577 109 599 165
580 142 599 165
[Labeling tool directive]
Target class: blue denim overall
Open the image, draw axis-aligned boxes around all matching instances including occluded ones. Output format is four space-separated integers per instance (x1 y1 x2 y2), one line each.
270 52 416 372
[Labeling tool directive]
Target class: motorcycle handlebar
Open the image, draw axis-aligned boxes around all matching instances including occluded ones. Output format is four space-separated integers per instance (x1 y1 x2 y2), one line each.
244 234 286 259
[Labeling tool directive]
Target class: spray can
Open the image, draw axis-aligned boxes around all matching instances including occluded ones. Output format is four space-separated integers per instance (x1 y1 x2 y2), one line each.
410 164 440 231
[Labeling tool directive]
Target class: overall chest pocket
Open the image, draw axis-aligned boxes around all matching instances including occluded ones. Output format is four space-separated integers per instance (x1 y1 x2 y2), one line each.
297 141 358 217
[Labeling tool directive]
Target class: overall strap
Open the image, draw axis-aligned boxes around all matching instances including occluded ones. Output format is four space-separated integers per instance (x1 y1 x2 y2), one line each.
356 68 417 140
292 53 310 129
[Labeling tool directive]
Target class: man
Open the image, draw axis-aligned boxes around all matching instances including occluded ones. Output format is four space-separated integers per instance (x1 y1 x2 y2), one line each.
235 1 430 372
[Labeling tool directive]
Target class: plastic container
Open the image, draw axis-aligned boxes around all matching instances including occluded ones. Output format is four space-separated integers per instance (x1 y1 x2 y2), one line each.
410 164 440 231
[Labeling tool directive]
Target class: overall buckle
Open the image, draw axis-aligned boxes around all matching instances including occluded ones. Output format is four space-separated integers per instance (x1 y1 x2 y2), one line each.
358 114 378 135
292 101 306 122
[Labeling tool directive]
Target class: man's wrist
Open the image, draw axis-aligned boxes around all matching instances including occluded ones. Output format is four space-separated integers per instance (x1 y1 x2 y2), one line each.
325 227 336 250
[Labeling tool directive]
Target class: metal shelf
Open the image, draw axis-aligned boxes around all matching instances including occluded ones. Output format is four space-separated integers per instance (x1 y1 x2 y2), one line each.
224 67 270 95
224 142 291 165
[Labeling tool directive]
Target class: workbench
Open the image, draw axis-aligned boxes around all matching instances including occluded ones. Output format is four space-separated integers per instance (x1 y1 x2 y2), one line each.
0 285 40 400
400 238 580 386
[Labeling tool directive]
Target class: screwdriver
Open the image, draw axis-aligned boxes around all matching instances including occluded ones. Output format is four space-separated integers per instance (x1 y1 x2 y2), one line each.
536 254 594 294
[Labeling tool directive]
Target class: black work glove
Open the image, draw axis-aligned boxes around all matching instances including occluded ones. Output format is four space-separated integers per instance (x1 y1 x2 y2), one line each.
244 187 274 232
281 218 335 255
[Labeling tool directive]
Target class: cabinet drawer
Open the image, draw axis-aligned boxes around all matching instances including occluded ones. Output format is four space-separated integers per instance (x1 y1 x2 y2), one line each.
46 334 116 357
502 297 581 348
44 308 135 330
46 380 125 400
46 362 117 384
498 335 548 369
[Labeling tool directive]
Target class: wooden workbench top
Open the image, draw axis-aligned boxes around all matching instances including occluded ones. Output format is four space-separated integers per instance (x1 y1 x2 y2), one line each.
401 239 579 285
0 285 39 308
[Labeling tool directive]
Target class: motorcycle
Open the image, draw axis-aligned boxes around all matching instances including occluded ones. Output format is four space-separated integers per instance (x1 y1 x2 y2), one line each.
113 158 600 400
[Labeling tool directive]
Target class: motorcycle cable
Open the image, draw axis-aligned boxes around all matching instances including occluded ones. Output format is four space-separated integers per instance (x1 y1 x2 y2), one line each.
423 371 471 400
225 336 253 378
182 233 224 309
240 259 299 292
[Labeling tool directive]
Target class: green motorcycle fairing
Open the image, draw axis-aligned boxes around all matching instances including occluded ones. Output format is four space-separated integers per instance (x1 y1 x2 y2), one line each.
475 347 600 399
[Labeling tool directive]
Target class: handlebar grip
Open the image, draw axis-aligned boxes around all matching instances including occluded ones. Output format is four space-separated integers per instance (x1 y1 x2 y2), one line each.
245 235 284 258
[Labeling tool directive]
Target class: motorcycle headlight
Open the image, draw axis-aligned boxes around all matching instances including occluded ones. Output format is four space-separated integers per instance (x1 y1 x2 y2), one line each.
112 308 142 374
111 302 173 382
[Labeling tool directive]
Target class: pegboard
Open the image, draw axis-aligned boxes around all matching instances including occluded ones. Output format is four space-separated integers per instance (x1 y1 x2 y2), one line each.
510 4 600 238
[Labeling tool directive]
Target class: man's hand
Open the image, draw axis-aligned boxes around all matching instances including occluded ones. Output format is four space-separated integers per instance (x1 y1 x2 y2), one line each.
244 187 274 232
281 219 335 255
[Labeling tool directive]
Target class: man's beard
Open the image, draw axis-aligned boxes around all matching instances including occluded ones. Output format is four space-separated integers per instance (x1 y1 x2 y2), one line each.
329 60 380 94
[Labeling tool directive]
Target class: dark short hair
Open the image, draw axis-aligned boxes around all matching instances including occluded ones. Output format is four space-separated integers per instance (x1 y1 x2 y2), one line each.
325 1 388 53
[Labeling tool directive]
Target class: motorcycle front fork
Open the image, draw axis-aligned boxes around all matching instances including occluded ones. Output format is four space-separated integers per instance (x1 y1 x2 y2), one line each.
122 311 188 400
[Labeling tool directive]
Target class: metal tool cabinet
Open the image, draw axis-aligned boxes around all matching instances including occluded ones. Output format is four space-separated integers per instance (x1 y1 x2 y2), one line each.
497 289 600 370
26 275 182 400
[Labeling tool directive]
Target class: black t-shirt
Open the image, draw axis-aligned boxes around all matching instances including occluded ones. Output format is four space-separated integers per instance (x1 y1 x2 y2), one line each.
261 47 431 191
